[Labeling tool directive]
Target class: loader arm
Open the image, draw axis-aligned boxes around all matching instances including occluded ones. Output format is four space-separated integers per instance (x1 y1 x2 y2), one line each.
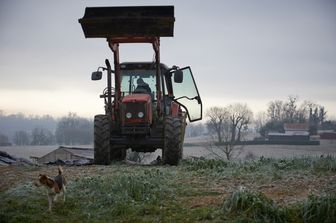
79 6 175 119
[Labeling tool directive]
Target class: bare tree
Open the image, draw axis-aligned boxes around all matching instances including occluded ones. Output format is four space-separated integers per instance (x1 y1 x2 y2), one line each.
31 127 54 145
13 130 30 145
267 100 284 121
55 113 93 145
205 104 253 160
205 107 228 143
206 120 245 160
283 95 298 122
228 103 253 142
298 100 317 122
0 133 10 146
319 106 327 124
254 111 268 134
185 123 205 137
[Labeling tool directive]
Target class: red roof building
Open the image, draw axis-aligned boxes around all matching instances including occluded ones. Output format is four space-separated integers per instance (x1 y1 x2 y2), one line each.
284 123 309 132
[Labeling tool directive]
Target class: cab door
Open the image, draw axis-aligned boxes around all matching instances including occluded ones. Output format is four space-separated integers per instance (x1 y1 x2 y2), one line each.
171 67 202 122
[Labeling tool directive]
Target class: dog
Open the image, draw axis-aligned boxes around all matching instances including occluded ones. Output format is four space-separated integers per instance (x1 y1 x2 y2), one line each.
35 166 67 211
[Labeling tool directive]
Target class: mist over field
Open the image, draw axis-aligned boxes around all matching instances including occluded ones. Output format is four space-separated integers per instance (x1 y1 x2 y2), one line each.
1 93 336 162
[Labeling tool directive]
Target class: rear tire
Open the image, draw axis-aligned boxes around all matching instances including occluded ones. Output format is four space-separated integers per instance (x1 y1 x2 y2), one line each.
163 116 185 165
94 115 111 165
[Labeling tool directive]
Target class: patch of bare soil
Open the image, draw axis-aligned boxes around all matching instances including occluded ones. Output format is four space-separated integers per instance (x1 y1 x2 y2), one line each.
176 172 336 208
183 195 223 208
258 174 336 204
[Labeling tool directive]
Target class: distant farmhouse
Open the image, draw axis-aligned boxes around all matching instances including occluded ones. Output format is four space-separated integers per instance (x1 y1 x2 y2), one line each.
35 146 93 164
268 123 310 142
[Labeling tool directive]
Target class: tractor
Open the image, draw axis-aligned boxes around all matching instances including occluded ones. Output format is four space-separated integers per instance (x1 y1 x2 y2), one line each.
79 6 202 165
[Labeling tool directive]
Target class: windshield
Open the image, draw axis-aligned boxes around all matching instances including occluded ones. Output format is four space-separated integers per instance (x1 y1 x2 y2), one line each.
120 69 156 97
172 67 202 122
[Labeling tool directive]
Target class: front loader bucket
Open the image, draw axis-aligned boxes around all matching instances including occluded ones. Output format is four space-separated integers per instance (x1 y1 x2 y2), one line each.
79 6 175 38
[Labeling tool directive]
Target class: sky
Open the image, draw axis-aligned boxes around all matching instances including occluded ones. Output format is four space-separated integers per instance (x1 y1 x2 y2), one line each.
0 0 335 119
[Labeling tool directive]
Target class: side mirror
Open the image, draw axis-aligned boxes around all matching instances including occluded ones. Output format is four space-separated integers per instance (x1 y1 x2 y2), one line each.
174 70 183 83
91 71 102 80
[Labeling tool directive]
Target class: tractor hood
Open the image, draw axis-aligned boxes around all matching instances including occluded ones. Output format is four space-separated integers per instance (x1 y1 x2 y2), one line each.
122 94 151 103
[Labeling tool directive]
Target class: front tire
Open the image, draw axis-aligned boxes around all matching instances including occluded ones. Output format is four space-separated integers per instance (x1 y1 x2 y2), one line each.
163 116 185 165
94 115 111 165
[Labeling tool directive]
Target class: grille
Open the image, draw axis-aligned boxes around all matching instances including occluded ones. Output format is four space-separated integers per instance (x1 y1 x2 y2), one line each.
123 102 146 123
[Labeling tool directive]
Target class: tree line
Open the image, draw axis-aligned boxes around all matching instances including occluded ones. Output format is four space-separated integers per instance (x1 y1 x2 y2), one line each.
256 96 333 137
186 95 336 141
0 112 93 146
1 96 335 147
185 95 336 160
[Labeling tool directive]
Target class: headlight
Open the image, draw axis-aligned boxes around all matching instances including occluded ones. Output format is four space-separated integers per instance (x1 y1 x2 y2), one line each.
126 112 132 119
138 112 144 118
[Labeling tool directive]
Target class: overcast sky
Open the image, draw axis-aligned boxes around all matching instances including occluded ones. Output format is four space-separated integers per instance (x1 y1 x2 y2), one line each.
0 0 335 119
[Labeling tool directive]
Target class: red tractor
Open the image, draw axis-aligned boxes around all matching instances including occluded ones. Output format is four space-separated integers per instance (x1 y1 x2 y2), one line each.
79 6 202 165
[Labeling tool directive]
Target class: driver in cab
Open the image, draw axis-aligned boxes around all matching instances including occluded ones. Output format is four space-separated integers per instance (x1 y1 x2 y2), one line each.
134 78 151 94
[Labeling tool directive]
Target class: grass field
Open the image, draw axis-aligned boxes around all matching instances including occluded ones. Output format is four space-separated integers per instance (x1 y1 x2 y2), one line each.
1 156 336 222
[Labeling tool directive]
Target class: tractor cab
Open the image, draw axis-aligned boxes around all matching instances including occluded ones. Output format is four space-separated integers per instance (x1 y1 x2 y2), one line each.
119 62 202 123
